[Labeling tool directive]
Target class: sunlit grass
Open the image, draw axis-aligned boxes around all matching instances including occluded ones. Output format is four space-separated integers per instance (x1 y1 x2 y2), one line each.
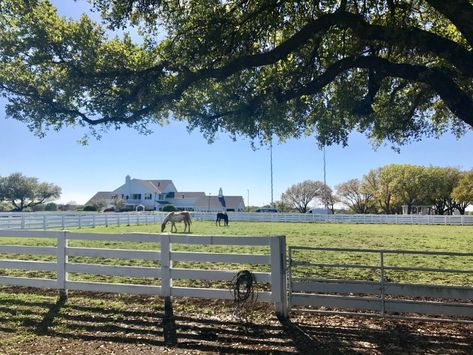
0 221 472 286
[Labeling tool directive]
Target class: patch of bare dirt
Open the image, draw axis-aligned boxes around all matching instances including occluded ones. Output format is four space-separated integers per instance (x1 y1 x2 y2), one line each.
0 289 472 354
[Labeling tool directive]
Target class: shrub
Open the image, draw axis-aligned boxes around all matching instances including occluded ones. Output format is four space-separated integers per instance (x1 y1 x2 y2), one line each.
83 205 97 211
162 204 177 212
45 202 58 211
32 204 46 212
0 202 13 212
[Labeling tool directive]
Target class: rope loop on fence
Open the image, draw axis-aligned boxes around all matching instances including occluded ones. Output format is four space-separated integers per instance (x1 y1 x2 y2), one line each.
231 270 258 324
232 270 255 302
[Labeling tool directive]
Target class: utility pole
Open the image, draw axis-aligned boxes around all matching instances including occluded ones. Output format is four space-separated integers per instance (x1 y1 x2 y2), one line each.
323 145 328 211
323 145 326 187
247 189 250 212
270 139 274 206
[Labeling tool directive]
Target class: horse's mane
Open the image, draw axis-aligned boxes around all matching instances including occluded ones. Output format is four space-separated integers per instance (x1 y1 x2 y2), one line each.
162 211 174 225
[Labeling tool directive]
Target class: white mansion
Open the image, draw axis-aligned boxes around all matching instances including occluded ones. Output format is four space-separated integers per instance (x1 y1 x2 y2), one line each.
85 175 245 212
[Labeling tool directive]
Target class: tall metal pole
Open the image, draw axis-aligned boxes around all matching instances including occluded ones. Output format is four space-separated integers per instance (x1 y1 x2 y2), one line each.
323 145 326 187
247 189 250 212
270 139 274 206
323 145 328 211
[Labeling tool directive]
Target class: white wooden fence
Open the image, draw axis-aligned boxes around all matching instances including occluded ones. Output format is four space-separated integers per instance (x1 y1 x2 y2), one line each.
0 212 162 230
288 246 473 321
1 211 472 230
1 228 471 322
199 212 473 225
0 230 287 317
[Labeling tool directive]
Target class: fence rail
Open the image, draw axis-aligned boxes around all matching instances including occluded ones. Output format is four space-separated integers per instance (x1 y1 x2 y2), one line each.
0 229 287 317
0 229 471 322
1 211 472 230
0 212 163 230
288 246 473 321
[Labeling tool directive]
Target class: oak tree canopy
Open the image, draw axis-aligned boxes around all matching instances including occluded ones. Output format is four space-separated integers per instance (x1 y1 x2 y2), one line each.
1 0 473 146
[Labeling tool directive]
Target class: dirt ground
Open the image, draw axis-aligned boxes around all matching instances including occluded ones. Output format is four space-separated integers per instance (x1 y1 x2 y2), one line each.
0 290 472 355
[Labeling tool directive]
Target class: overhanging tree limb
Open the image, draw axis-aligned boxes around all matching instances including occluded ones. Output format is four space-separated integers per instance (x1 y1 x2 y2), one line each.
426 0 473 47
1 1 472 144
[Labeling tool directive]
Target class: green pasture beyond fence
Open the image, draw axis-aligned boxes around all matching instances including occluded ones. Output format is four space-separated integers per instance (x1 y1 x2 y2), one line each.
0 222 472 321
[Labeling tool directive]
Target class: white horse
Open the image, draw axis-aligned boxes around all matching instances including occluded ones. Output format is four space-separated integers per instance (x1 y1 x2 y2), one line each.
161 211 192 233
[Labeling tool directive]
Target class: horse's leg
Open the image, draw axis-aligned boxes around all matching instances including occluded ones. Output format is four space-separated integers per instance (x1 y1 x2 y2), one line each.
171 222 176 233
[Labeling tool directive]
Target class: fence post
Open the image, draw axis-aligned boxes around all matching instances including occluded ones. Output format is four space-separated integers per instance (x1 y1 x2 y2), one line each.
61 215 65 229
380 251 385 317
57 231 68 300
287 247 293 310
21 215 25 229
161 235 172 298
43 215 47 230
271 235 288 319
78 214 82 229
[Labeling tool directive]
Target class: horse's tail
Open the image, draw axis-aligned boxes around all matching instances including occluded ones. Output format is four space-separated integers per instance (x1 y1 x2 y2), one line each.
184 211 191 224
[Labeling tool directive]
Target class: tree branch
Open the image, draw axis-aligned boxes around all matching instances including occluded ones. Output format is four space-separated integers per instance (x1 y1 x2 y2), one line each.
426 0 473 47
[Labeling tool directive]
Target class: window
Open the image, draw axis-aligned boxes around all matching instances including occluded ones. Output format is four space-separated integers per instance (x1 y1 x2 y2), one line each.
131 194 141 200
166 192 175 198
144 193 152 200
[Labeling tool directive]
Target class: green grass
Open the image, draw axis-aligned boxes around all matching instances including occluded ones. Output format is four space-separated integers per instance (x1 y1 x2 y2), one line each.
0 222 472 286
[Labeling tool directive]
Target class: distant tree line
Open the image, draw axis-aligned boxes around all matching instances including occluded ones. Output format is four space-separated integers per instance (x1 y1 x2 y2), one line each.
335 164 473 215
274 180 336 213
276 165 473 215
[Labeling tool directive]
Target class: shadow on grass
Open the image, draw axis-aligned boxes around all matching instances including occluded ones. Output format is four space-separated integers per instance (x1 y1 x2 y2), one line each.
36 292 67 334
0 290 472 354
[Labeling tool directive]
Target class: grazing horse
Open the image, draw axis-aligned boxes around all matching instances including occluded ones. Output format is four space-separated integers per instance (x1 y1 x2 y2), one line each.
216 212 229 226
161 211 192 233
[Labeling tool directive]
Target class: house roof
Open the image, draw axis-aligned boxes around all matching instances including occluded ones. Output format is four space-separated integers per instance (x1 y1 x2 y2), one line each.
134 179 174 193
174 192 206 199
84 191 114 206
194 195 244 210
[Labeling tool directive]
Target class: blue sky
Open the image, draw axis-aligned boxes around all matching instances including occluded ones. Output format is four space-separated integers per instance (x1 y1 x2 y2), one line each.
1 1 472 207
1 97 472 206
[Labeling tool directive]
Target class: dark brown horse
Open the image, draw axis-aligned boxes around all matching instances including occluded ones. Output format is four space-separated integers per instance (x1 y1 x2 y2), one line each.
216 212 229 226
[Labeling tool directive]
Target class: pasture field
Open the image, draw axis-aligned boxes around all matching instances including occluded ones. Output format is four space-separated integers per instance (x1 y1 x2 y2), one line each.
0 222 472 354
0 222 472 286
